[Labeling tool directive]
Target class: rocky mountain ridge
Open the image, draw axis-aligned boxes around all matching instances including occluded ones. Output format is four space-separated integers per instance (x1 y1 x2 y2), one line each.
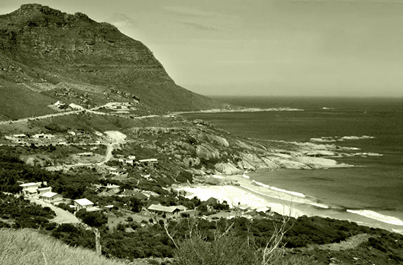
0 4 225 116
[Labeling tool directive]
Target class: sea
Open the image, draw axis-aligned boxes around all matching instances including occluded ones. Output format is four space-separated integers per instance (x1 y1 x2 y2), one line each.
183 96 403 232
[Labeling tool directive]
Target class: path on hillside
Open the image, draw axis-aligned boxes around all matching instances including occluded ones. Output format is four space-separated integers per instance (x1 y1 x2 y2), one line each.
303 233 375 252
30 198 80 224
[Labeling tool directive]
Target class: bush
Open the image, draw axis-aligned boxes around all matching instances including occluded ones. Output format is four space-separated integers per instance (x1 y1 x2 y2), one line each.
171 217 309 265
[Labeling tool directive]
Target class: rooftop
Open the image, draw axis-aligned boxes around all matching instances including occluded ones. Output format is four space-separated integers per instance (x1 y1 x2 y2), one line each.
74 198 94 206
148 204 186 213
19 183 38 187
41 192 59 198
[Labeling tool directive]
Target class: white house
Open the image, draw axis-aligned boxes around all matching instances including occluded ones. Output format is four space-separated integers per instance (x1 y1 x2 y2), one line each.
41 192 63 204
32 133 54 139
74 198 94 211
20 183 40 197
138 158 158 167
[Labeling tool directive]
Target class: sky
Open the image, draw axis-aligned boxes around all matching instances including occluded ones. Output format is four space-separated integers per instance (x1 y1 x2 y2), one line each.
2 0 403 97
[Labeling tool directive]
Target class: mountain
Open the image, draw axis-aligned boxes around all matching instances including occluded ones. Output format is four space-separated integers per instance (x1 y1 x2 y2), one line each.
0 4 225 119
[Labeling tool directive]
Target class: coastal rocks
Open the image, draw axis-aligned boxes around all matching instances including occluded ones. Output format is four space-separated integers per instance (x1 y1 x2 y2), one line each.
195 131 229 147
303 150 337 157
236 140 255 151
295 157 338 168
206 134 229 147
235 140 265 152
237 153 271 170
196 143 220 160
271 157 311 170
214 163 243 175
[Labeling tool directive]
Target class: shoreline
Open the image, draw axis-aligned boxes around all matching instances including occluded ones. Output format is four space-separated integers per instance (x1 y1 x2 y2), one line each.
173 173 403 235
172 107 304 115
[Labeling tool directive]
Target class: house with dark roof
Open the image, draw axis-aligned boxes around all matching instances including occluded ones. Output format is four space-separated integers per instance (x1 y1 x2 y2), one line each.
147 204 186 217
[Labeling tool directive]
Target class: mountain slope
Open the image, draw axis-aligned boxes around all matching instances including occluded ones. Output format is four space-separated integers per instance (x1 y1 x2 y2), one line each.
0 4 225 116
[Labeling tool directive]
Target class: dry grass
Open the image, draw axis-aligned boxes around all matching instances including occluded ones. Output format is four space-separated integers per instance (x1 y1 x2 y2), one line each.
0 229 127 265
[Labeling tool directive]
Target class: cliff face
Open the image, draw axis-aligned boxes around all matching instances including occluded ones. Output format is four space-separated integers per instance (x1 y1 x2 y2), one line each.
0 4 223 113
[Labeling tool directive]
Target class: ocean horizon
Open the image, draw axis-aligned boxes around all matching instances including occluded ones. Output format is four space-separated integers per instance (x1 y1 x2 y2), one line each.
183 96 403 232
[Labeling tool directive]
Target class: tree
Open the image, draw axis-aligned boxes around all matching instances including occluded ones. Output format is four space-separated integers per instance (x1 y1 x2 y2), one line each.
130 197 143 213
76 209 107 228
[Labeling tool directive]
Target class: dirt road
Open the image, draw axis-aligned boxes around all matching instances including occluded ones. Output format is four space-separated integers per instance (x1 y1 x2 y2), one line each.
30 198 80 224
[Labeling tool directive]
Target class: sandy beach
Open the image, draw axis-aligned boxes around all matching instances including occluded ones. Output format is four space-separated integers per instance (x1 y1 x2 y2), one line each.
173 174 314 218
173 174 403 234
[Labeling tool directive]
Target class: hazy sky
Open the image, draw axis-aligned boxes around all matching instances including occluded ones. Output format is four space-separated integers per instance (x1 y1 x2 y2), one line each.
2 0 403 97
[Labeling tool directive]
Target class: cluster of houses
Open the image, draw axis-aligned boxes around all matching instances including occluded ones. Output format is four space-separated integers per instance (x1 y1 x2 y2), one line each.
19 182 102 212
5 133 55 143
117 155 158 168
19 181 195 219
18 181 273 223
103 102 134 114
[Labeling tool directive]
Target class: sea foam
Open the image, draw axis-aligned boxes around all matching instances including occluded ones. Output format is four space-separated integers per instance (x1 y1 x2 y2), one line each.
347 209 403 226
252 180 306 198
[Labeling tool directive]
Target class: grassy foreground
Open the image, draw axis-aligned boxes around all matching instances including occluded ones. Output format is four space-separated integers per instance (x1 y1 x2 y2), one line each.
0 229 126 265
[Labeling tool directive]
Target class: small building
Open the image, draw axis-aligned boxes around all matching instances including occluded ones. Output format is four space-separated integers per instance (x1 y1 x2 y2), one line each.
86 206 103 212
104 102 132 110
14 134 27 138
108 167 127 176
138 158 158 167
74 198 94 211
54 101 67 109
41 192 63 204
180 210 196 218
148 204 186 217
104 205 114 211
20 183 40 197
5 134 27 142
119 158 134 166
37 187 52 196
77 152 93 157
69 103 85 110
105 183 120 189
32 133 54 139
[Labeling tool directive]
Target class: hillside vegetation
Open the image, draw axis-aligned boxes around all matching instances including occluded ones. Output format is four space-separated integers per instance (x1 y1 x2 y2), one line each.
0 229 128 265
0 84 56 121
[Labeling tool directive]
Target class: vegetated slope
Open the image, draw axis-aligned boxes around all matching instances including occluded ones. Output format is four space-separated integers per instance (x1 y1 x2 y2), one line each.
0 4 225 116
0 228 129 265
0 83 56 121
